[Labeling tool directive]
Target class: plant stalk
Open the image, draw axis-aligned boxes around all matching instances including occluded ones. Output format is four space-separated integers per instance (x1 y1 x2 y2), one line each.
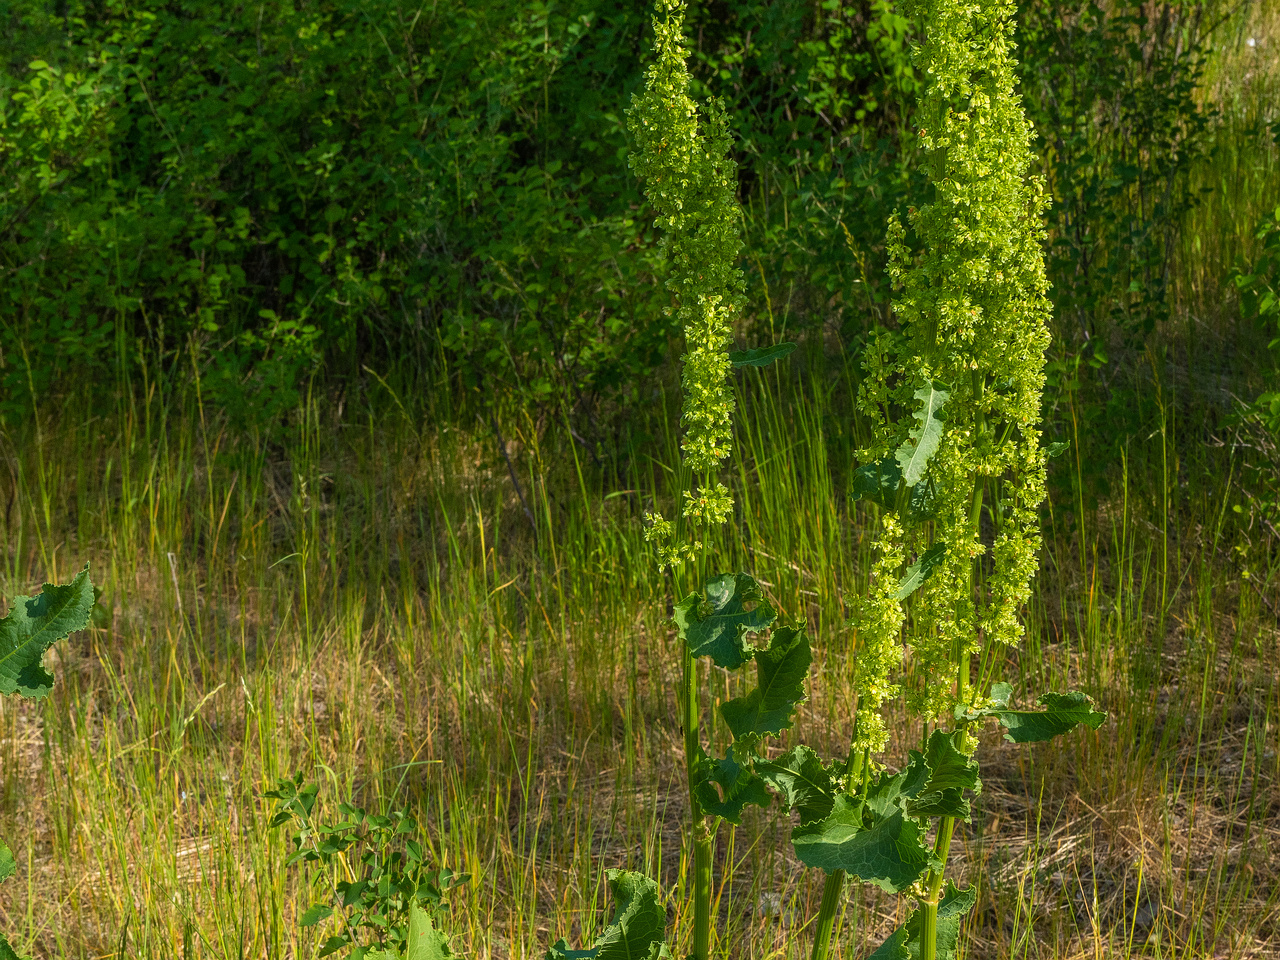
919 815 957 960
810 869 846 960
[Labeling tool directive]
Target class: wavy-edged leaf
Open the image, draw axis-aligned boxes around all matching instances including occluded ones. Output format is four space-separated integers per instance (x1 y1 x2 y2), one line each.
0 565 94 699
959 686 1106 743
895 544 947 601
0 933 29 960
906 731 980 821
0 841 14 884
692 750 771 824
720 626 811 745
673 573 775 670
790 793 933 892
756 745 836 825
895 382 950 486
728 342 797 368
545 869 667 960
865 882 976 960
407 902 455 960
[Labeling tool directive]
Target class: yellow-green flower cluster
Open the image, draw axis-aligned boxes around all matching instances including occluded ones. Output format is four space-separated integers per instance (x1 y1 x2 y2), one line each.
856 0 1052 723
628 0 744 538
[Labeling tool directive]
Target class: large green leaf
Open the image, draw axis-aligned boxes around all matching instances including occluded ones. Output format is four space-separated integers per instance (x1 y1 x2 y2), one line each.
0 934 28 960
692 750 771 824
895 382 950 487
0 566 94 700
728 342 797 368
0 841 14 884
406 902 455 960
958 683 1106 743
865 882 976 960
545 870 667 960
673 573 775 670
757 745 836 825
906 731 980 822
720 626 811 747
790 793 934 892
894 543 947 601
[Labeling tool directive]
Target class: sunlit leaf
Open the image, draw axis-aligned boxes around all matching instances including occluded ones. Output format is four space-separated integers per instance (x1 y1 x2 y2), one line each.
895 382 950 486
790 792 933 892
720 625 811 743
407 902 455 960
959 687 1106 743
894 543 947 601
674 573 775 670
757 745 836 825
865 882 976 960
544 869 667 960
0 566 94 699
301 903 334 927
905 731 980 821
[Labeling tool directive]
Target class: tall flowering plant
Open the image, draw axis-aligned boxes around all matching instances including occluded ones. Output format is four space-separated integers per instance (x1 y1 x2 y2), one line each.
767 0 1107 958
629 2 806 956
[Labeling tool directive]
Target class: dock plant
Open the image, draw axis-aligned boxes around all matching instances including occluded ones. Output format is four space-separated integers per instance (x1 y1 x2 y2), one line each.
628 2 806 956
776 0 1107 958
0 566 94 960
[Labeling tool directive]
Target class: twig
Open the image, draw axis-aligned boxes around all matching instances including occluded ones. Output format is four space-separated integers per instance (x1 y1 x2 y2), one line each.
491 416 538 538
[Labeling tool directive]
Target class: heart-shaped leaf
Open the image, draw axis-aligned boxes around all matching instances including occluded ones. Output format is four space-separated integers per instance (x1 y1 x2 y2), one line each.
865 882 976 960
407 902 456 960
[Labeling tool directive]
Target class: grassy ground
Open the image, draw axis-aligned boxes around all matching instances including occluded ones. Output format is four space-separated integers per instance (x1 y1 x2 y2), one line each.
2 6 1279 960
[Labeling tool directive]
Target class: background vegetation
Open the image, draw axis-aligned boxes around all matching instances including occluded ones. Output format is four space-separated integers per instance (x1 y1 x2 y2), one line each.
0 0 1277 957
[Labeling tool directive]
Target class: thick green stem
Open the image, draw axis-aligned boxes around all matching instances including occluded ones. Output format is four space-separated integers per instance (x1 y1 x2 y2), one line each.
810 742 867 960
810 870 846 960
693 818 714 960
682 634 714 960
919 815 957 960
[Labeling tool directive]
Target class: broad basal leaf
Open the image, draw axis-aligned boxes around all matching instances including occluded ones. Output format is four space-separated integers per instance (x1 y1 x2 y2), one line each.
728 342 797 368
757 745 836 825
692 749 771 824
865 882 976 960
895 382 950 487
894 543 947 601
407 902 455 960
791 793 934 892
545 869 667 960
720 626 811 745
905 731 980 822
673 573 775 670
959 687 1106 743
0 565 94 699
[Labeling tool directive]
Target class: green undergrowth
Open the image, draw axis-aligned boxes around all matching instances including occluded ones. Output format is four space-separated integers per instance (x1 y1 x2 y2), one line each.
0 331 1275 957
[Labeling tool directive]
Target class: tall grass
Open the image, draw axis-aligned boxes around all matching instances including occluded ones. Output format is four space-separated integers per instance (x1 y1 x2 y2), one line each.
1 6 1278 957
0 330 1275 958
